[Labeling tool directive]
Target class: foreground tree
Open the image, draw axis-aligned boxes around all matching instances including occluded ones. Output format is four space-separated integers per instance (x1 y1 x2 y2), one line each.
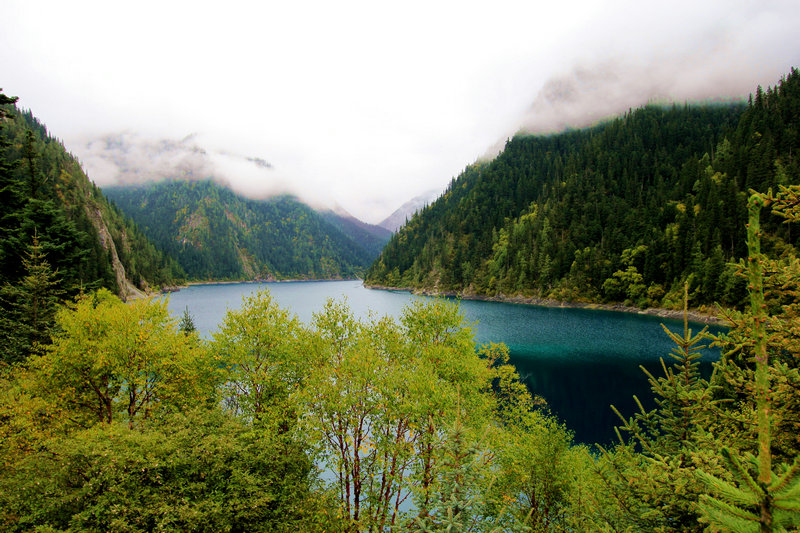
590 284 721 531
0 407 325 532
697 191 800 532
0 232 61 363
0 290 330 532
30 289 216 428
213 290 312 422
301 299 423 531
593 190 800 532
298 296 584 532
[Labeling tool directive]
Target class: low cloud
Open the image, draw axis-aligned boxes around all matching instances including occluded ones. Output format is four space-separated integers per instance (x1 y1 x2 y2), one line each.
74 132 293 199
26 0 796 222
77 132 214 185
484 0 800 156
517 56 754 137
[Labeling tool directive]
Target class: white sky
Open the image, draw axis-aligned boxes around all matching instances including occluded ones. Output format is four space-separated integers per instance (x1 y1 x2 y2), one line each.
1 0 799 223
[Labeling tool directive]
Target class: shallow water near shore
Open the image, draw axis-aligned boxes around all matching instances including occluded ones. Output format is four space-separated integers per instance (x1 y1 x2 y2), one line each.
166 280 725 445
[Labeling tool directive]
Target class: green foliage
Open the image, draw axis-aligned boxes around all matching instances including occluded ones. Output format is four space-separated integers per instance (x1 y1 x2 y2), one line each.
697 449 800 533
178 305 196 335
593 189 800 532
696 192 800 533
3 258 797 531
104 180 386 281
487 411 586 532
591 285 721 531
0 290 325 532
31 289 216 428
415 415 494 533
213 290 312 421
0 232 61 363
0 90 183 304
302 299 417 530
0 407 322 532
297 296 593 532
367 69 800 312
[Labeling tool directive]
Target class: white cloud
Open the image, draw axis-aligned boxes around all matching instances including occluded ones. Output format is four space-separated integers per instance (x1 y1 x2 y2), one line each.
1 0 798 223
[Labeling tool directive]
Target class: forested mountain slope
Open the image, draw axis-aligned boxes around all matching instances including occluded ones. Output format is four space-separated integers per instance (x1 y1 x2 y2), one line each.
0 92 184 363
366 69 800 310
104 180 385 281
0 95 183 298
318 208 392 258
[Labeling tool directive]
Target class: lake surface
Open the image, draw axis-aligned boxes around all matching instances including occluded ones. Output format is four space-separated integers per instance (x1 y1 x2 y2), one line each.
165 280 724 445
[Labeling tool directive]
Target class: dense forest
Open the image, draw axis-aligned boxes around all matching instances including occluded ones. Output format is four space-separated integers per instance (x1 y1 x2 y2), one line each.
105 180 390 281
1 192 799 530
0 93 183 363
366 70 800 312
1 74 800 531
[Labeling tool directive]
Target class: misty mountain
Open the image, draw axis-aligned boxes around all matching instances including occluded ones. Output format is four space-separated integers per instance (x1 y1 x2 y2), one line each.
378 189 441 232
367 70 800 309
103 179 384 281
75 131 276 186
319 207 392 257
0 97 183 301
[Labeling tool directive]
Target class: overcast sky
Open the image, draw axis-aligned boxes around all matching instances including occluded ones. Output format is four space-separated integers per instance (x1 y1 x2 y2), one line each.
2 1 799 223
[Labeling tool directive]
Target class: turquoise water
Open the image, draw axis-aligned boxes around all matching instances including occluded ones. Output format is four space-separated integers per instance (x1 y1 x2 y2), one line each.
165 280 723 444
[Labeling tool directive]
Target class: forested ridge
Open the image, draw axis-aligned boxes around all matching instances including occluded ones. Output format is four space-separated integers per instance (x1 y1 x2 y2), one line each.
367 70 800 312
0 72 800 533
104 180 390 281
2 193 799 530
0 93 183 363
2 75 800 531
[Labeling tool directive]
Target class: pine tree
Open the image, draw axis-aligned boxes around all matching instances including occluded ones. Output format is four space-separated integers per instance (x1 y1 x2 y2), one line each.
178 305 197 335
622 283 713 455
0 232 61 363
0 90 21 283
697 192 800 532
593 284 719 531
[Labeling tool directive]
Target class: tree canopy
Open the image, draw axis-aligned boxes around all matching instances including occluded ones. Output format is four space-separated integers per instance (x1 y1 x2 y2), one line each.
367 69 800 314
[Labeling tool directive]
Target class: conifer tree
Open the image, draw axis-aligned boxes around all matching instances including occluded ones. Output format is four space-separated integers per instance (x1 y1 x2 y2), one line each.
592 283 719 531
696 192 800 532
415 413 494 533
0 90 21 283
0 232 61 363
178 305 197 335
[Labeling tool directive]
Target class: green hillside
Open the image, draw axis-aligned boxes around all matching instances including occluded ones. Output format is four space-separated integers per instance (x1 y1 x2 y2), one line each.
0 99 183 296
366 70 800 310
0 92 184 363
0 102 186 287
104 180 387 281
319 209 392 259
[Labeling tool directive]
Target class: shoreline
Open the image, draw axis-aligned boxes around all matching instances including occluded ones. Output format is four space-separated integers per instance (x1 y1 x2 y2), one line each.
362 283 727 326
155 278 725 326
160 277 362 292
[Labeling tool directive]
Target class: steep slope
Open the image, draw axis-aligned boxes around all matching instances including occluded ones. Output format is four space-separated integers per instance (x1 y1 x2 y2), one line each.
366 73 800 309
0 98 183 299
378 189 440 232
319 208 392 258
104 180 381 281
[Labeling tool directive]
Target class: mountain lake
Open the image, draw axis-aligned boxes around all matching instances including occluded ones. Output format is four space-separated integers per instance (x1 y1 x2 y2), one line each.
165 280 725 445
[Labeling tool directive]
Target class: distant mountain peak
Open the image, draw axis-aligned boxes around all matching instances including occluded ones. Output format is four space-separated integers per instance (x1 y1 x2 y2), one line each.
379 189 441 232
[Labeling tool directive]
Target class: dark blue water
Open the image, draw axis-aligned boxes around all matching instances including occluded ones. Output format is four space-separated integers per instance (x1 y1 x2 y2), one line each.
165 281 723 445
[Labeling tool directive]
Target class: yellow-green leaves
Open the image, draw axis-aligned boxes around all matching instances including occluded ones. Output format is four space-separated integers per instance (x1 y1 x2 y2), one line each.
1 287 601 531
213 290 311 421
298 297 500 530
31 289 213 428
